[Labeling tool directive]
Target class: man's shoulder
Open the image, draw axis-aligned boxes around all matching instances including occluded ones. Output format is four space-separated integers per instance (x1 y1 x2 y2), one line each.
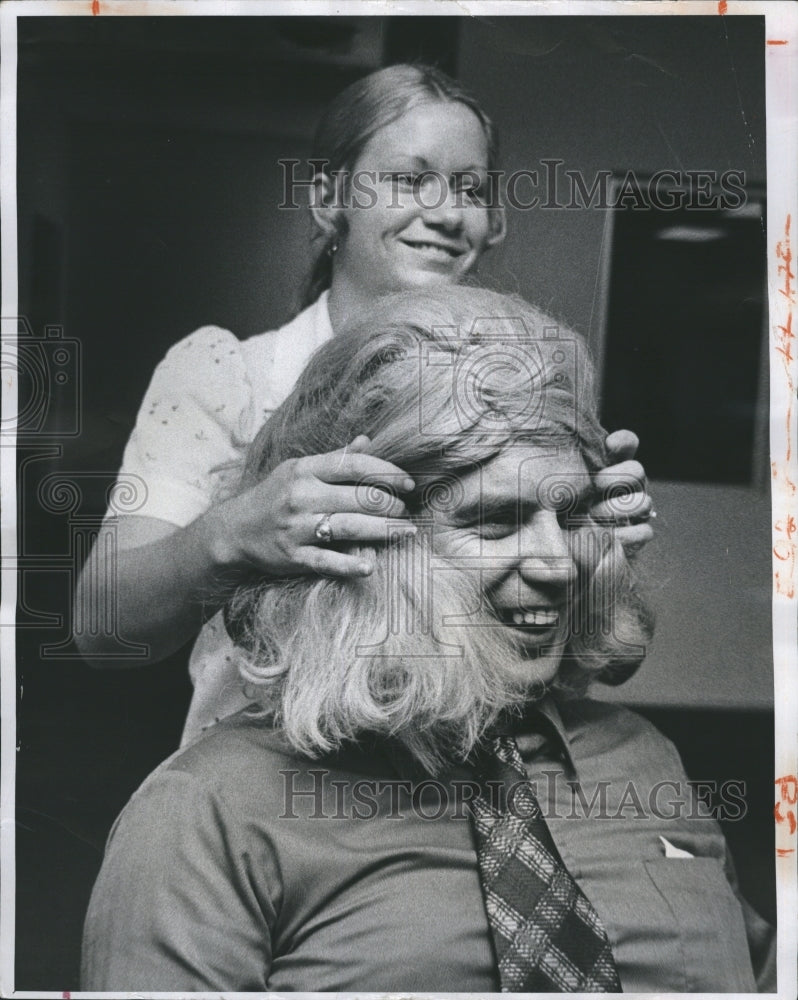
557 697 662 734
555 698 683 773
141 715 400 829
150 711 300 816
171 710 295 771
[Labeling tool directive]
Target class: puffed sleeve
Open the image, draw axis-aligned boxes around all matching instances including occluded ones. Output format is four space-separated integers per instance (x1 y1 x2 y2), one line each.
81 768 276 991
111 327 258 526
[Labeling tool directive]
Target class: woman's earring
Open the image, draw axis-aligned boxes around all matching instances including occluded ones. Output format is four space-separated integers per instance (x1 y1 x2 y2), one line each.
327 238 339 258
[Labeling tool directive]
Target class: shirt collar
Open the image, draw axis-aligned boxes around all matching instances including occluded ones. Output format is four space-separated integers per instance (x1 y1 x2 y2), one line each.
510 696 578 779
314 290 334 345
376 696 578 783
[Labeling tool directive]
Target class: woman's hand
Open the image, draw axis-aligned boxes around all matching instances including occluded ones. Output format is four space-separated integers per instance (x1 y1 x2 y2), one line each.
209 435 416 578
590 430 655 553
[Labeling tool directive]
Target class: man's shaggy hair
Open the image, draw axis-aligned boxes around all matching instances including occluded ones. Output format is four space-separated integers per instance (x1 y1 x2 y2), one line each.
225 287 653 774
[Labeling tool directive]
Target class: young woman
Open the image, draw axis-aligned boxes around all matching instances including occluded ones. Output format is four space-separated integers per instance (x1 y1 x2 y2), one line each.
74 64 652 744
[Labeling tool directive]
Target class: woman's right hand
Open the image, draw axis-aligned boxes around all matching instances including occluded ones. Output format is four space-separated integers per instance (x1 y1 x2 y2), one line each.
208 435 416 579
74 436 414 665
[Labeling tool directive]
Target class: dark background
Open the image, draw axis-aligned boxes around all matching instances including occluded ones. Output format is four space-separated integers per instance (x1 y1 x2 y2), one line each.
13 14 774 989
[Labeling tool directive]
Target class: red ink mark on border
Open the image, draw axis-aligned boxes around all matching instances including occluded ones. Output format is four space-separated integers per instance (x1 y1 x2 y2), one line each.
62 993 71 999
774 216 796 597
775 776 797 859
717 0 727 14
775 515 797 540
777 215 794 308
91 0 100 14
775 797 797 833
767 40 788 46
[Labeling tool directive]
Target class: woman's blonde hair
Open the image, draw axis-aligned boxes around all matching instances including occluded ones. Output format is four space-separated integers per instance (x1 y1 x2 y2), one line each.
228 287 653 773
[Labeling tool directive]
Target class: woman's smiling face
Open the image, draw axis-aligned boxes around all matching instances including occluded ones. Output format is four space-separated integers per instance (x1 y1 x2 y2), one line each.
331 100 500 296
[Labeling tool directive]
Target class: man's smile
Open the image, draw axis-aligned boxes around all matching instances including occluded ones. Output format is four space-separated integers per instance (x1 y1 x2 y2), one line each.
492 605 565 645
508 608 560 628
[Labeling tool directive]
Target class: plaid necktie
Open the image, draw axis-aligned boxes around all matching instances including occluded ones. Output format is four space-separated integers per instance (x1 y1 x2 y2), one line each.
470 733 621 993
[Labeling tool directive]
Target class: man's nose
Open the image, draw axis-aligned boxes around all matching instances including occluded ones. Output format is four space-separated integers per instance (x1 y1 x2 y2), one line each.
517 511 576 586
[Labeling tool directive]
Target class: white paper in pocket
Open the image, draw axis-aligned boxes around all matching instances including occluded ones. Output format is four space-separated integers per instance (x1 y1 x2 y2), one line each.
658 835 695 859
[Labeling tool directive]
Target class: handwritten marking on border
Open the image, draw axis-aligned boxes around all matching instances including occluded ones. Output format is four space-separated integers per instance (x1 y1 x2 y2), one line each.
774 215 796 597
775 775 797 856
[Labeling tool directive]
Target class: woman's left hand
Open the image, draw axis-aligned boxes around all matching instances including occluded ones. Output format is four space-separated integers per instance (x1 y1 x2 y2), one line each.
590 430 655 553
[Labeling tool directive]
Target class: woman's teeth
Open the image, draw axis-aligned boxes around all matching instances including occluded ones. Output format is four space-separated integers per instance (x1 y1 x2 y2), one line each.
408 241 458 257
511 610 559 627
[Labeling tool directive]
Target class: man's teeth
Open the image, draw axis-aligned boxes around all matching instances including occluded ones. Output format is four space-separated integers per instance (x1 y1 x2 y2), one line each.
511 610 559 627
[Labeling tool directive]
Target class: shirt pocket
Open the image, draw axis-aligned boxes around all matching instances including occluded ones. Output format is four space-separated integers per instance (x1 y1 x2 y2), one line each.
643 857 756 992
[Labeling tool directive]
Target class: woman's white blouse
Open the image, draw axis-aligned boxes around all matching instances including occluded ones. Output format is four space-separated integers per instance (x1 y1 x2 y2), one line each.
110 294 334 744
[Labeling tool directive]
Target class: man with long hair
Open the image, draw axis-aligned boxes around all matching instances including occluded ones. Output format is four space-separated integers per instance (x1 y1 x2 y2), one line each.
82 288 773 993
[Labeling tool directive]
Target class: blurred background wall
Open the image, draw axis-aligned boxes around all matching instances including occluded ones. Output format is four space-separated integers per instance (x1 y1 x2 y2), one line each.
458 16 770 710
14 13 772 988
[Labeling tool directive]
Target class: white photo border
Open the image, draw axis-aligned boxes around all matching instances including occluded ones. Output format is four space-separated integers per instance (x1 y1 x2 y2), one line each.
1 2 795 997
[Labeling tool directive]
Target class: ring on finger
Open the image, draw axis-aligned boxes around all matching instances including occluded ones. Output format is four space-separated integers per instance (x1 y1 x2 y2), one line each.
614 508 657 527
314 513 335 545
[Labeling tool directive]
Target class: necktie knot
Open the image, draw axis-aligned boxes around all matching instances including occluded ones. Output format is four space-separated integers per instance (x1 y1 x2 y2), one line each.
489 733 526 774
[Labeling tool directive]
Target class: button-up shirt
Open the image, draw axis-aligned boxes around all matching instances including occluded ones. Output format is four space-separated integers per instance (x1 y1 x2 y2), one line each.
82 699 775 992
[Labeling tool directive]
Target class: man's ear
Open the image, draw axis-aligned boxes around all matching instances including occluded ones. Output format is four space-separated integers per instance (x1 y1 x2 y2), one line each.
485 205 507 250
310 171 342 242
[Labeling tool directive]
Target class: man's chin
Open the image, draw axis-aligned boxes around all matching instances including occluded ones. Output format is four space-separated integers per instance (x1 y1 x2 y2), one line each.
485 636 562 698
503 655 562 692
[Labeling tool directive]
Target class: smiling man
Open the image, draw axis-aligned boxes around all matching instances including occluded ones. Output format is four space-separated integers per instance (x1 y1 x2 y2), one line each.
82 287 774 993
